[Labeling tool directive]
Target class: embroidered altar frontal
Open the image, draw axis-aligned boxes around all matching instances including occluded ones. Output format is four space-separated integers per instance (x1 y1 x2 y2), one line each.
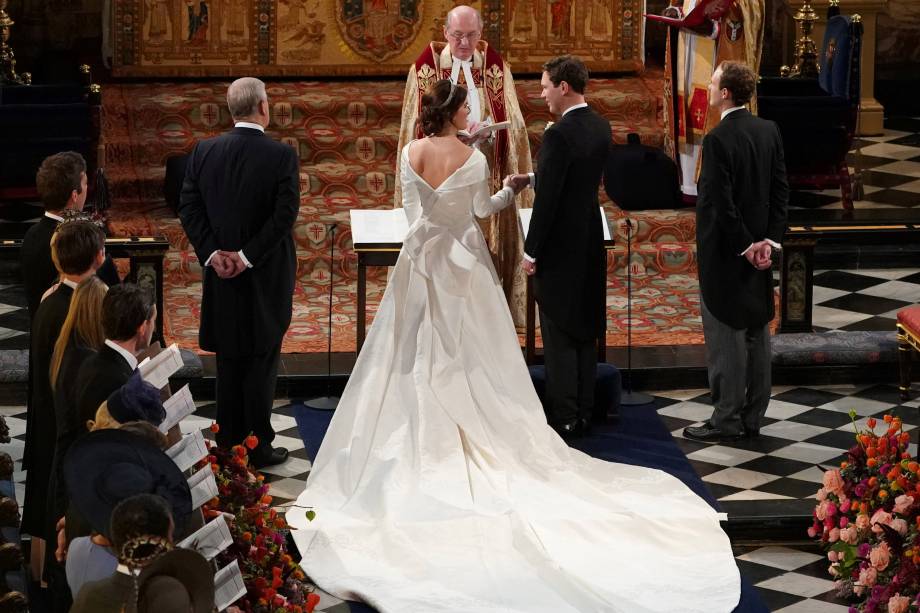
112 0 645 78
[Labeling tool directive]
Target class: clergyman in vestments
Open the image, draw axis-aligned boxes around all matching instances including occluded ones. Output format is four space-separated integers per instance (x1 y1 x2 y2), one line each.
395 4 533 327
663 0 764 197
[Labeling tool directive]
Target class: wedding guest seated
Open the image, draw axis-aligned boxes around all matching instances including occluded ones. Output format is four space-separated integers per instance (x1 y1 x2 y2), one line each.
21 219 106 602
72 283 157 430
86 371 166 431
70 493 213 613
21 152 119 317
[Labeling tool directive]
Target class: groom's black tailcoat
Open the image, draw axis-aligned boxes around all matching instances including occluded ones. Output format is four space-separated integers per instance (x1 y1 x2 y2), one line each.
178 126 299 449
524 106 609 342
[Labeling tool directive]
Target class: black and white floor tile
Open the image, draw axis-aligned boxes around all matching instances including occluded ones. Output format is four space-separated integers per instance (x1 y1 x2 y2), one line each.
658 383 920 503
790 116 920 210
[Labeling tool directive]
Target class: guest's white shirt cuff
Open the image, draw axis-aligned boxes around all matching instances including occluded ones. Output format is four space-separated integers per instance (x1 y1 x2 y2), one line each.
527 172 535 188
523 253 536 263
740 239 783 256
205 250 217 266
238 250 253 268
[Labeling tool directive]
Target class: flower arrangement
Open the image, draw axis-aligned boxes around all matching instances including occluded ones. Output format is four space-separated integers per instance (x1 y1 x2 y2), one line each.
811 412 920 613
202 425 319 613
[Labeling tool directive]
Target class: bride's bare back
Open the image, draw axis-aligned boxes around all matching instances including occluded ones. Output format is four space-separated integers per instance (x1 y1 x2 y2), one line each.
408 137 474 190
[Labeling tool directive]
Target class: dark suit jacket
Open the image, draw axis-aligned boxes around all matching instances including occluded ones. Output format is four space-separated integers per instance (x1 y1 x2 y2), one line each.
73 344 135 428
696 108 789 329
47 342 96 538
20 215 119 317
22 283 73 536
178 126 300 357
524 106 610 341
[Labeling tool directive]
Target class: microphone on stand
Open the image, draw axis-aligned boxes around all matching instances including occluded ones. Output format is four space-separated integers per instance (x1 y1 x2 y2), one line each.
620 217 653 406
304 223 340 411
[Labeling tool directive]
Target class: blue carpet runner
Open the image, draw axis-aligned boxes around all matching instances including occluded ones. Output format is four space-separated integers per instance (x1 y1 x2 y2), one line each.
292 401 768 613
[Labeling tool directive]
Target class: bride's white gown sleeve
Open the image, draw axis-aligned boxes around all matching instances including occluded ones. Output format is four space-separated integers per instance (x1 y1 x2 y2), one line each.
286 144 741 613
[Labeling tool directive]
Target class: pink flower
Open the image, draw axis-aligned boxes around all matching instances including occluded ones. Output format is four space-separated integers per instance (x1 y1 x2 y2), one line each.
841 526 859 544
807 526 817 538
894 494 914 515
871 510 893 534
828 551 839 562
840 497 851 514
891 518 908 535
828 563 839 577
888 594 910 613
856 514 870 531
816 487 828 502
858 566 878 588
827 502 838 517
828 527 841 542
839 516 849 529
817 501 829 521
870 542 891 571
823 469 845 497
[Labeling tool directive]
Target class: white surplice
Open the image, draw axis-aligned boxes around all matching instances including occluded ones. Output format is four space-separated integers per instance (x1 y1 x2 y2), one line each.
287 144 741 613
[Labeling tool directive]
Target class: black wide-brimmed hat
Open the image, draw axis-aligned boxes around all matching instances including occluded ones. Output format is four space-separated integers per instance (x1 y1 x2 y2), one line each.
136 548 215 613
64 429 192 539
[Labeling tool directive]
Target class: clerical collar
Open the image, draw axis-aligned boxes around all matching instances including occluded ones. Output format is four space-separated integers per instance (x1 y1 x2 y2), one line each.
450 57 481 124
562 102 588 117
234 121 265 132
45 211 65 223
721 106 745 120
104 339 138 370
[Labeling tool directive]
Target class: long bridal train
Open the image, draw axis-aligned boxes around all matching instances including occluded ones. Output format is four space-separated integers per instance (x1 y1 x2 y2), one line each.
286 146 740 613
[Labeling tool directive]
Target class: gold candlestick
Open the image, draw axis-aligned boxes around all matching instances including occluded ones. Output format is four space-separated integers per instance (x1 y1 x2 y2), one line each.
789 0 820 78
0 0 30 85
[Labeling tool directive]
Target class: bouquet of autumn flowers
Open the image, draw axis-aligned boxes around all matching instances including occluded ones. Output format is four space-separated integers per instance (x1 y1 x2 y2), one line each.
201 426 320 613
811 412 920 613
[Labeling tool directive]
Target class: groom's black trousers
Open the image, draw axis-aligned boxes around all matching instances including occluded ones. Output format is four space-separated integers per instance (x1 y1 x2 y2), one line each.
215 342 281 451
540 308 596 425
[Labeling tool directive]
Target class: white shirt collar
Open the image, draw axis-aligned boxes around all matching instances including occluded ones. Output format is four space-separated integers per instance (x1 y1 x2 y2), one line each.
116 564 134 576
562 102 589 117
45 211 65 223
721 106 745 120
61 278 78 290
234 121 265 132
104 339 138 370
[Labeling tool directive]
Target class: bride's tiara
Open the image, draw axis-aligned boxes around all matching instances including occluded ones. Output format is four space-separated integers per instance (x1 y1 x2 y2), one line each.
435 82 462 109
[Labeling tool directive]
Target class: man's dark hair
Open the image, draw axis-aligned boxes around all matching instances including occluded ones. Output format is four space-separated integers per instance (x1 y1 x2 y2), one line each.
110 493 172 557
420 79 468 136
718 61 757 107
543 55 589 94
50 220 105 275
103 283 154 341
35 151 86 212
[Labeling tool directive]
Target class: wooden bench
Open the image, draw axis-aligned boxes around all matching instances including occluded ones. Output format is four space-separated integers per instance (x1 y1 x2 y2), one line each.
897 306 920 400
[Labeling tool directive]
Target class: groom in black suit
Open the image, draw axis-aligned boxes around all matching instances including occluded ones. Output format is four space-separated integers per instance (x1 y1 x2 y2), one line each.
519 56 610 437
179 77 300 468
684 61 788 442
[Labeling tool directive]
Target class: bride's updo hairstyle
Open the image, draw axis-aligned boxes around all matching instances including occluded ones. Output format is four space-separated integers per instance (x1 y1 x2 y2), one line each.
420 79 467 136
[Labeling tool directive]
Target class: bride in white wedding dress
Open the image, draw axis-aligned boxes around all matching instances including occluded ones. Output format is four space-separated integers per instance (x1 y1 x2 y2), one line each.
287 79 741 613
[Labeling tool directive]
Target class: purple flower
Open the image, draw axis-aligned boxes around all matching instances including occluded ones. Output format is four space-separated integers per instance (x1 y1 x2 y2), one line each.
859 543 872 557
856 484 868 497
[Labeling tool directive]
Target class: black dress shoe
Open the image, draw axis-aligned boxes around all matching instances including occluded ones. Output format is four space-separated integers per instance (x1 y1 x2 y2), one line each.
553 419 581 439
579 416 593 436
743 427 761 439
683 423 743 443
250 446 289 469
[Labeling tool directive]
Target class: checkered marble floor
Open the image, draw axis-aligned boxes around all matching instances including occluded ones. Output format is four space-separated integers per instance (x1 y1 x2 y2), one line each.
658 383 919 503
790 116 920 210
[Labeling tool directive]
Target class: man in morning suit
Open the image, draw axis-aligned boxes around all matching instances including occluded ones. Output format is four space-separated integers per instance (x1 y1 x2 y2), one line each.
21 152 118 317
22 220 105 609
178 77 299 468
519 56 610 438
684 61 788 442
73 283 157 431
